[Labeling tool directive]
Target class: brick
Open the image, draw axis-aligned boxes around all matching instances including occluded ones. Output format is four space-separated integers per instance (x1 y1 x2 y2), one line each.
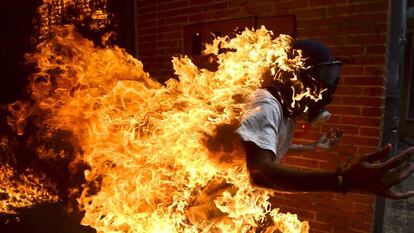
349 0 387 4
157 47 182 55
189 12 214 21
158 0 188 10
138 5 156 13
342 116 382 127
139 34 156 43
360 127 381 137
351 222 372 232
316 213 352 226
347 35 387 46
189 0 210 5
341 96 383 106
241 3 274 16
321 198 356 212
214 8 241 19
139 12 156 22
334 193 374 205
138 27 156 35
158 16 188 25
310 0 347 6
331 46 364 56
157 6 201 18
361 107 382 117
203 2 227 11
309 36 347 47
319 161 338 170
139 0 156 6
364 23 387 34
327 2 388 16
364 66 385 75
156 31 182 41
273 0 309 12
366 45 386 54
139 20 156 29
343 76 384 86
319 206 372 223
328 106 361 116
332 227 365 233
353 203 374 214
328 115 341 124
361 87 385 97
335 86 362 96
156 25 182 33
328 25 367 36
345 13 388 25
291 7 327 19
157 40 179 48
330 96 342 105
340 135 379 147
308 220 333 232
340 66 364 76
299 16 350 28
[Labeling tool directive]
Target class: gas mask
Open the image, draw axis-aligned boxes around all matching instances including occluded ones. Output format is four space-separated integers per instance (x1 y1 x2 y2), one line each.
309 108 331 128
292 39 342 126
304 60 342 127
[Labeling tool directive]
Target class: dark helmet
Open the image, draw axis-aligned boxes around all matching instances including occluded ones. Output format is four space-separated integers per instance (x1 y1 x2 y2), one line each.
293 39 342 88
292 39 343 124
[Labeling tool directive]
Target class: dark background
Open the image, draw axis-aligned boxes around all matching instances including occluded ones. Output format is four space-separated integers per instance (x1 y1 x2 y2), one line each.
0 0 38 105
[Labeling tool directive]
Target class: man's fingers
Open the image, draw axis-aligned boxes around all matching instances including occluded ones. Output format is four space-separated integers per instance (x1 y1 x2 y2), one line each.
363 144 392 162
383 146 414 170
386 163 414 186
383 189 414 200
396 163 414 184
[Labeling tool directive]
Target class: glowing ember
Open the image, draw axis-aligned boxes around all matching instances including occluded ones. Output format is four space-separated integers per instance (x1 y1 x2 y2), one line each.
0 164 58 214
1 22 326 232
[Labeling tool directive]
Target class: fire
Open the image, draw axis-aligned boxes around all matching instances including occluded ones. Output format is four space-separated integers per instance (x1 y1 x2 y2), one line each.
2 20 330 231
36 0 109 39
0 164 58 214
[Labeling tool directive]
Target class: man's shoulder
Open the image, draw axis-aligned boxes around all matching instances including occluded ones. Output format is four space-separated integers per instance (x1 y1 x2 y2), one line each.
249 88 282 107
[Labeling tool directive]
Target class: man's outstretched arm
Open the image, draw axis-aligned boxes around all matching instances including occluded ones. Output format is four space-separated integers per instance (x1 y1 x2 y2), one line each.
244 141 414 199
245 141 341 192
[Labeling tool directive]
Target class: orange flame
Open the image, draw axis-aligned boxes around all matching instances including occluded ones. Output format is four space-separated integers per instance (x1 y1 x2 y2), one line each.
3 24 319 232
36 0 109 40
0 164 59 214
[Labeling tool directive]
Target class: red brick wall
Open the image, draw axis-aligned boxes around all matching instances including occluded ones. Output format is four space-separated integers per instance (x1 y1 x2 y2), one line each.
136 0 389 232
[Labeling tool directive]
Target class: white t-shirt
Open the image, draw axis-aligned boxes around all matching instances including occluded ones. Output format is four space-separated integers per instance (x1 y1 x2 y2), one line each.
236 89 295 162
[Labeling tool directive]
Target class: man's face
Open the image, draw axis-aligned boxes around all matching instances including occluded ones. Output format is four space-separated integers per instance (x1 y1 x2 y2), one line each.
302 85 336 127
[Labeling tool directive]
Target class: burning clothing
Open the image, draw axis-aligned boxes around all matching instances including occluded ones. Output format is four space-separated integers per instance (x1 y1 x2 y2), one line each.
237 89 295 162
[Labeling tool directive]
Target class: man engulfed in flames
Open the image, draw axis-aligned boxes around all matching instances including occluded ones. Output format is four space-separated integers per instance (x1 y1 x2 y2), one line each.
236 38 414 200
2 23 414 233
187 36 414 231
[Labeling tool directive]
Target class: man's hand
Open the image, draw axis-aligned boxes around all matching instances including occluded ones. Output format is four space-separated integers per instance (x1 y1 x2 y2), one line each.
315 128 343 151
344 144 414 199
